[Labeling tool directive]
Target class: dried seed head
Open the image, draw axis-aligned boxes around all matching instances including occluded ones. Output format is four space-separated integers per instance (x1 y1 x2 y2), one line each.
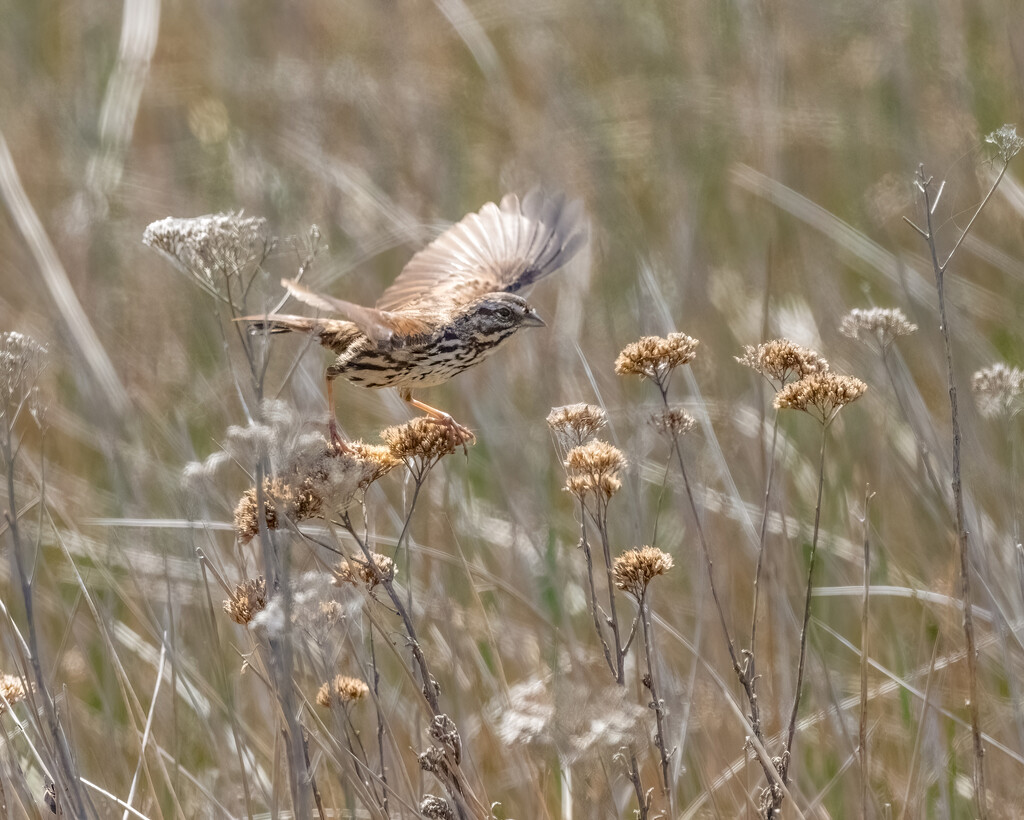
317 674 369 708
972 363 1024 418
420 795 455 820
986 124 1024 165
649 406 696 438
615 333 699 383
142 213 273 295
232 443 395 543
547 403 608 451
223 576 268 625
839 307 917 348
613 546 674 599
0 331 47 427
333 553 397 589
0 673 29 713
736 339 829 386
381 417 468 467
774 372 867 425
564 440 627 501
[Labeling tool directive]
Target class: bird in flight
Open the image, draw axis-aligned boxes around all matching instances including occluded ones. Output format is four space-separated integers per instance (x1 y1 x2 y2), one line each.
243 190 586 450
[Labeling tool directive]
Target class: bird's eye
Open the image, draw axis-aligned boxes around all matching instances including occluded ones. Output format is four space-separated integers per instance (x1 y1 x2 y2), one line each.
496 306 514 321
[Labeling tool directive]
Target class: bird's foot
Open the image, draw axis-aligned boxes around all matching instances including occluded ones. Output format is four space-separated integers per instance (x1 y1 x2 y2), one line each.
328 418 352 454
423 412 476 452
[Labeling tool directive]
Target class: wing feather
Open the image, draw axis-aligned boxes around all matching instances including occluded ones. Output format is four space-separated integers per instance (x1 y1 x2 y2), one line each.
375 189 586 310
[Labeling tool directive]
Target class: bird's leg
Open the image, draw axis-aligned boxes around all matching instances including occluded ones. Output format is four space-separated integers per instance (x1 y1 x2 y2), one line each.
326 373 352 453
399 388 476 445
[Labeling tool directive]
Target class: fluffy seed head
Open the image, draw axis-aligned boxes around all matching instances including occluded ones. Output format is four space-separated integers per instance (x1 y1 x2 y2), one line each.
615 333 699 382
774 372 867 425
736 339 829 386
547 403 608 451
972 363 1024 418
839 308 917 348
223 576 268 625
420 795 455 820
613 546 674 599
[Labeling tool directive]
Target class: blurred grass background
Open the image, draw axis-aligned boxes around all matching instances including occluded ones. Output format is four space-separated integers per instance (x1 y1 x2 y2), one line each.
1 0 1024 817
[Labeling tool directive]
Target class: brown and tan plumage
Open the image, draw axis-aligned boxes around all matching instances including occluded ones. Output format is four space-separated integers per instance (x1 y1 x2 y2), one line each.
244 190 586 449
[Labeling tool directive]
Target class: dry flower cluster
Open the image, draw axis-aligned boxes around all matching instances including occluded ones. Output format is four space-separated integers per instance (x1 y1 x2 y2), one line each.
972 363 1024 418
563 440 627 501
223 576 268 626
0 673 29 713
649 406 696 438
614 332 699 384
839 307 917 348
613 546 674 599
736 338 829 386
773 371 868 424
547 403 608 451
333 552 397 589
316 674 369 708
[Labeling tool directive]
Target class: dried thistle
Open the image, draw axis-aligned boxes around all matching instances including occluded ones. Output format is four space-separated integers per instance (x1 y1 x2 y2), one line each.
615 332 699 388
420 795 454 820
649 406 696 438
736 339 829 387
564 440 627 501
972 363 1024 418
142 213 274 298
316 674 369 708
839 307 917 349
333 552 397 589
774 372 867 425
613 546 674 599
0 672 30 713
223 576 268 625
547 403 608 451
233 441 397 543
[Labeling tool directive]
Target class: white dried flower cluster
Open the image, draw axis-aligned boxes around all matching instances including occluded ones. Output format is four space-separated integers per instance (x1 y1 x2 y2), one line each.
0 331 47 428
142 213 273 295
972 363 1024 418
986 124 1024 165
839 307 917 349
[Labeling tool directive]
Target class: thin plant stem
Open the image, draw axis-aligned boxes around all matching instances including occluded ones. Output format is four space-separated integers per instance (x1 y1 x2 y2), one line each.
784 422 828 773
639 591 674 812
915 164 987 815
578 496 616 679
859 487 874 820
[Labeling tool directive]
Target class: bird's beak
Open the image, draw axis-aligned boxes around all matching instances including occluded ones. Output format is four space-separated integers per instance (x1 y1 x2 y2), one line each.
523 309 546 328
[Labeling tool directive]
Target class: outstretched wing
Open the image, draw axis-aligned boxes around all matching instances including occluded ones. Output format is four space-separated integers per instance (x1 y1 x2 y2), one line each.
375 189 587 311
280 278 430 342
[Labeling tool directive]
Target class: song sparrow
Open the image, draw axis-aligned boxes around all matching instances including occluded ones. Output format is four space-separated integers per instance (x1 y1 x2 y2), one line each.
243 190 586 449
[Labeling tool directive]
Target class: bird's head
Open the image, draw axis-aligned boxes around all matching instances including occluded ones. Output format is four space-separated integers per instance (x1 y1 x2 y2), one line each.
455 292 545 340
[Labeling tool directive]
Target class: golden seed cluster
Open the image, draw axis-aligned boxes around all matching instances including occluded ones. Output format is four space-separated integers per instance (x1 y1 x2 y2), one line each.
613 546 674 598
564 440 627 501
223 576 268 625
381 417 467 462
649 406 696 438
773 372 867 424
615 332 699 380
